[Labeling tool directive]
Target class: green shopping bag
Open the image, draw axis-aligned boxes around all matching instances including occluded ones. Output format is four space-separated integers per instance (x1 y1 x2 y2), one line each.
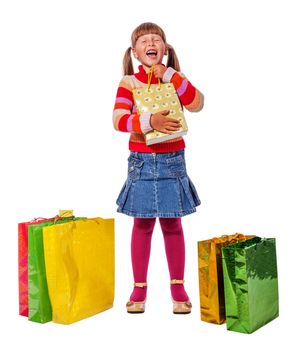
28 217 81 323
222 237 279 333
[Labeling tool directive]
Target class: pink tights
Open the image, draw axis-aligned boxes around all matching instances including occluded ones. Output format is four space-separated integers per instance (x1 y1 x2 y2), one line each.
130 217 189 302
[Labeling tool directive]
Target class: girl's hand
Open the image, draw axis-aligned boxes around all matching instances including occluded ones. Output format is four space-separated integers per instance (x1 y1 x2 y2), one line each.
150 110 182 134
152 64 167 79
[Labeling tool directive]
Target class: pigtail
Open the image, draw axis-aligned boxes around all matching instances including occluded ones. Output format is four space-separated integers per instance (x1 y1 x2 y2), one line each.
122 47 134 76
166 45 181 72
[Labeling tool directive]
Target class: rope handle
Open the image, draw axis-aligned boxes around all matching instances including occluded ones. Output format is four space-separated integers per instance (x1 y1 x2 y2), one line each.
28 210 74 224
147 65 161 91
29 217 47 223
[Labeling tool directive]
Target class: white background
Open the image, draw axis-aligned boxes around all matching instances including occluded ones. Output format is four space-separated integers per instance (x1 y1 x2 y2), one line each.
1 0 297 348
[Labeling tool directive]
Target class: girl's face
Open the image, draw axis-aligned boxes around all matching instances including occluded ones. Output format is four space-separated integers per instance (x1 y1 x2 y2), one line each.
132 33 167 70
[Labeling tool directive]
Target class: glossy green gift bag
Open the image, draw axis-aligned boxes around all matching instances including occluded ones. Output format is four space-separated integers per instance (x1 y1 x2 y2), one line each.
28 217 80 323
222 237 279 333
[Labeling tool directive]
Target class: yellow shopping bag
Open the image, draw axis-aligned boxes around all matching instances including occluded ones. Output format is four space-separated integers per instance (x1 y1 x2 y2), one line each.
132 66 188 145
43 218 114 324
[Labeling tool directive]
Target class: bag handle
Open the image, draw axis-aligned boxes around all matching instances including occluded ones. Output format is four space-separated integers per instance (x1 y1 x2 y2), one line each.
147 65 161 91
30 217 47 223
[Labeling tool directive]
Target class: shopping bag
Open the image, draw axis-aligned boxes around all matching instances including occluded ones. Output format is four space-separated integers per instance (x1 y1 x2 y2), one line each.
18 218 48 316
222 237 279 333
43 218 114 324
197 233 255 324
27 216 79 323
132 67 188 145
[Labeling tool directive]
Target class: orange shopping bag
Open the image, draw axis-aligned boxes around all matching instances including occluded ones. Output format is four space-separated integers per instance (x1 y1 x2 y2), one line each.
198 233 255 324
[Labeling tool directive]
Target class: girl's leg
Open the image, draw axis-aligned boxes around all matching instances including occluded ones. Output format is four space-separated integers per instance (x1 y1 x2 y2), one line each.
130 217 156 302
159 217 189 301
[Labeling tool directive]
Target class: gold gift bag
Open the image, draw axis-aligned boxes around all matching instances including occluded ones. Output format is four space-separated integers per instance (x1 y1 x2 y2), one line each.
198 233 255 324
132 67 188 145
43 217 114 324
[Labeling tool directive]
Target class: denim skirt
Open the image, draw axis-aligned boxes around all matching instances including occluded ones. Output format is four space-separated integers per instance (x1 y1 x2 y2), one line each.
116 150 201 218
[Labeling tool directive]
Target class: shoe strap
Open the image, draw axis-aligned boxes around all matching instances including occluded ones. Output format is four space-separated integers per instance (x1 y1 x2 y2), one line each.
134 282 147 288
171 279 185 285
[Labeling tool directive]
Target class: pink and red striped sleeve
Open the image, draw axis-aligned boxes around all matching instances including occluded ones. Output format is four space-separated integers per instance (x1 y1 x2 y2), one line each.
113 81 152 134
163 67 204 112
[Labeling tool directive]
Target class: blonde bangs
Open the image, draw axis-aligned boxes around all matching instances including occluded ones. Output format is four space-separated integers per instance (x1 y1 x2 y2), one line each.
131 22 166 47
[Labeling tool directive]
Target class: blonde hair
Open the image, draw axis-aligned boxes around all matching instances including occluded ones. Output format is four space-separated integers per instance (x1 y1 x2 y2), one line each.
123 22 181 75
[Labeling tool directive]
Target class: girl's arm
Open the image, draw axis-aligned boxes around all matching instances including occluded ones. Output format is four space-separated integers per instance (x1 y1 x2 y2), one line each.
163 67 204 112
112 78 153 134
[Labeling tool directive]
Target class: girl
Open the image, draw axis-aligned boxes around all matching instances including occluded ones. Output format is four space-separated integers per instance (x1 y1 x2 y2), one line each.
113 22 204 314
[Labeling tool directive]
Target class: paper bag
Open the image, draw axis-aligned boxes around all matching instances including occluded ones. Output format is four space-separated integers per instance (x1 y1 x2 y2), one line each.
43 218 114 324
198 233 255 324
133 67 188 145
222 237 279 333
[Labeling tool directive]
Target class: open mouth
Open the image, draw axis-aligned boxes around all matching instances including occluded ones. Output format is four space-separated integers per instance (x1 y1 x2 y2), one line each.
146 50 157 57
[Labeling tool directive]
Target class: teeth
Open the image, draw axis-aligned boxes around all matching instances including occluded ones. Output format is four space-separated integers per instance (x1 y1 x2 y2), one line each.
146 50 157 55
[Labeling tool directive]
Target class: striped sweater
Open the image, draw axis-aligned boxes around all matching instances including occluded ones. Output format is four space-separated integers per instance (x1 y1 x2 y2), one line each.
113 65 204 153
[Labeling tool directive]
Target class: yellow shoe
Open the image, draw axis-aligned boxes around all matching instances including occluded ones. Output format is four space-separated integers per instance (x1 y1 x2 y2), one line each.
171 279 192 314
126 282 147 314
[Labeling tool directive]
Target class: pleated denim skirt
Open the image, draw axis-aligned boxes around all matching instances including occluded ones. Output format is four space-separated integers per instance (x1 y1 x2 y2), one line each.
116 150 201 218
